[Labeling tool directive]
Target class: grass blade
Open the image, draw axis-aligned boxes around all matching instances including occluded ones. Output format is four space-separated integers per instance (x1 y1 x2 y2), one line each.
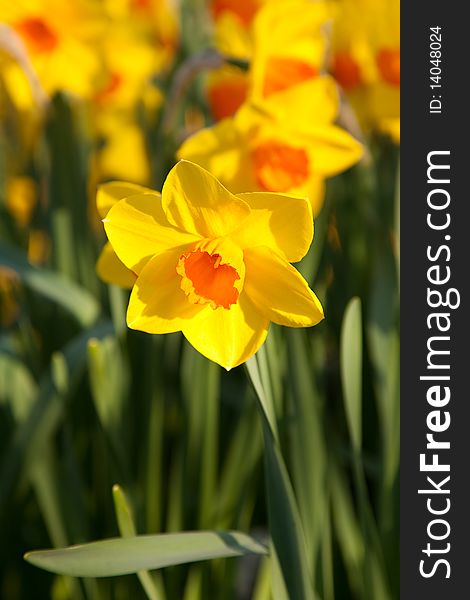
340 297 363 452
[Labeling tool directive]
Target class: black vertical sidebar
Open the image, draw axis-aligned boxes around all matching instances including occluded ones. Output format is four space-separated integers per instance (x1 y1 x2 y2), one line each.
401 3 469 598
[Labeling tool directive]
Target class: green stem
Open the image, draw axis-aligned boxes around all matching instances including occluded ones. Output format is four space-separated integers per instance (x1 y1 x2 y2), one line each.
245 355 314 600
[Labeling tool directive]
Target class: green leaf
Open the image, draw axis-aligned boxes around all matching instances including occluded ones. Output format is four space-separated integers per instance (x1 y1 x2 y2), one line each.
0 241 99 327
87 336 130 472
340 297 363 452
112 485 162 600
246 354 278 441
261 422 315 600
0 322 114 512
246 354 315 600
24 531 268 578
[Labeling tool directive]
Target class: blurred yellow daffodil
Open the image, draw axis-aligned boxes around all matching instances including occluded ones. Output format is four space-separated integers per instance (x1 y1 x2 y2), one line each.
0 0 104 98
179 77 363 215
331 0 400 141
101 160 324 369
208 0 329 120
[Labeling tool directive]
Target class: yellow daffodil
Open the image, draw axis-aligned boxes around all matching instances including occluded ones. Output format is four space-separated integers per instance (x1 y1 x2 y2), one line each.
101 160 324 369
331 0 400 142
207 0 329 120
248 0 328 101
0 0 104 98
179 77 363 215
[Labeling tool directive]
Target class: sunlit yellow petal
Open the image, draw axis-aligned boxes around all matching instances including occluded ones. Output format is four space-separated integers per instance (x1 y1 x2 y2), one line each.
127 249 208 334
244 77 339 129
244 246 324 327
161 161 251 238
177 120 257 193
213 11 253 59
104 193 200 274
304 124 363 177
182 292 269 370
230 192 312 262
97 181 155 219
96 241 136 288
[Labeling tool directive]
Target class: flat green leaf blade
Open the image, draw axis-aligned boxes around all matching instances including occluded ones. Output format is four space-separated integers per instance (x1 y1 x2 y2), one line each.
340 297 363 452
24 532 268 578
0 241 99 327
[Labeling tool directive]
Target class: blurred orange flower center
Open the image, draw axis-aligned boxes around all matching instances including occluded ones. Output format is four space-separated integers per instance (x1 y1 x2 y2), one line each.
253 141 309 192
263 57 317 96
16 18 58 53
376 48 400 86
177 249 240 309
212 0 260 27
332 52 362 90
208 75 248 120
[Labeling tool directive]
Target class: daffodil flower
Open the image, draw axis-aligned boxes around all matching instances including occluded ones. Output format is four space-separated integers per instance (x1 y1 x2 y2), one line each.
331 0 400 142
101 160 324 369
179 77 363 215
1 0 104 98
207 0 329 120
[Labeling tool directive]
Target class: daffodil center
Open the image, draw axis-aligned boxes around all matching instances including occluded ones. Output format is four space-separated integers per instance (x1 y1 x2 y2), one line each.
263 57 317 96
376 48 400 86
253 141 310 192
177 248 240 309
332 52 363 90
16 18 58 54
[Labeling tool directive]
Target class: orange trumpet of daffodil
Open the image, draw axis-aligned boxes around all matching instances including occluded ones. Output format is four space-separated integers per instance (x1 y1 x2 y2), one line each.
101 160 324 369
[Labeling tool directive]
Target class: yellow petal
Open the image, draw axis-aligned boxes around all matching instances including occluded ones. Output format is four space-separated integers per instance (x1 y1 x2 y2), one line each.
97 181 155 219
230 192 313 262
248 77 340 128
161 160 251 237
177 120 257 193
96 242 136 289
127 249 208 334
104 193 200 274
182 292 269 370
304 124 363 177
244 246 324 327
